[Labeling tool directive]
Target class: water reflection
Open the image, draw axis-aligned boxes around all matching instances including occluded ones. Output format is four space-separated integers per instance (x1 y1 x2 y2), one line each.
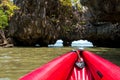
0 48 69 80
0 78 10 80
0 47 120 80
0 49 30 80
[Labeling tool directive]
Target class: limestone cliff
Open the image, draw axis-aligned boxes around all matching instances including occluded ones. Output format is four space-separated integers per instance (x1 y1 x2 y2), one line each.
8 0 120 47
79 0 120 47
80 0 120 23
9 0 59 46
9 0 81 46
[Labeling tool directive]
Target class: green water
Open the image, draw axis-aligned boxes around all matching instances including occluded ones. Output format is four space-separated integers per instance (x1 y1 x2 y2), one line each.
0 47 120 80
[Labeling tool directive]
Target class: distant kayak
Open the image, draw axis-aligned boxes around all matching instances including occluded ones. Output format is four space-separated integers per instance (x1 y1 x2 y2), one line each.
19 50 120 80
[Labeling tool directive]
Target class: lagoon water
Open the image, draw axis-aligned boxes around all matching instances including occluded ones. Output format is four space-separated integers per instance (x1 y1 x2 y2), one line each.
0 43 120 80
0 47 73 80
0 39 93 79
0 47 120 80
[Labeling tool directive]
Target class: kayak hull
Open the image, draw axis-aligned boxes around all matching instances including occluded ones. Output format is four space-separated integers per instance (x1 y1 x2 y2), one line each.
82 51 120 80
19 50 120 80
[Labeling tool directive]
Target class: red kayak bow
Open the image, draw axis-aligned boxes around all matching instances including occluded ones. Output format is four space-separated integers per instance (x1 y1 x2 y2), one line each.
19 50 120 80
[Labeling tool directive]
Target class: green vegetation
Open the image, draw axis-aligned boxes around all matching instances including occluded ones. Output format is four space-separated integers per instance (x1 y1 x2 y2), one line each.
0 10 8 28
60 0 82 10
0 0 18 29
60 0 72 6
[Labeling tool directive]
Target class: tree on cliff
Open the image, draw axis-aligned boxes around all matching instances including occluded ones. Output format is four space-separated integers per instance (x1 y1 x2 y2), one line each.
0 0 18 46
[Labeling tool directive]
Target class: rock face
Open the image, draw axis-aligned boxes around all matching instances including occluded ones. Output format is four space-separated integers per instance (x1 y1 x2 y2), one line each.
84 23 120 47
80 0 120 23
9 0 59 46
8 0 120 47
79 0 120 47
9 0 81 46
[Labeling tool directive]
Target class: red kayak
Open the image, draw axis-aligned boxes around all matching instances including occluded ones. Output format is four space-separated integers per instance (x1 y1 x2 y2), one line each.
19 50 120 80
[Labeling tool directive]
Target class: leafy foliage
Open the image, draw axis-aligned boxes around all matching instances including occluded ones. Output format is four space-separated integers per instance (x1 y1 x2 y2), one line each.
0 10 8 29
60 0 72 6
60 0 82 10
0 0 18 29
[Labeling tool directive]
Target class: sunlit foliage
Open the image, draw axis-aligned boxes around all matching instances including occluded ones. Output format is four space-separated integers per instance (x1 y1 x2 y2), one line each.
60 0 82 11
0 10 8 29
0 0 18 29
